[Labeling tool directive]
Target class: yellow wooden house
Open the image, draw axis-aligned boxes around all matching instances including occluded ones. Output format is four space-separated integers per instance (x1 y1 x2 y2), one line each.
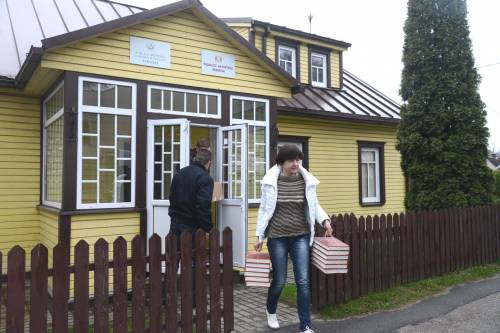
0 0 404 270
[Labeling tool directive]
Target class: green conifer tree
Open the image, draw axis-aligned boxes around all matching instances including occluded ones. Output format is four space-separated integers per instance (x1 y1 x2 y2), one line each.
397 0 493 210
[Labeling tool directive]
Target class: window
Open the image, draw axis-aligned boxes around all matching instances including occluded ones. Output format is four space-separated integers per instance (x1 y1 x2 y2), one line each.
311 52 327 87
148 85 221 118
278 45 297 78
358 141 385 206
231 96 269 202
77 77 136 209
43 83 64 208
277 136 309 170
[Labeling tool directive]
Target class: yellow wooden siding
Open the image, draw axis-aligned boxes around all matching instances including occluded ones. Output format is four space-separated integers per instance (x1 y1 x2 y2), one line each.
300 44 309 84
331 51 341 89
232 27 249 40
277 115 405 217
0 94 41 272
69 212 140 297
38 210 59 267
42 10 291 98
266 36 276 62
254 31 263 52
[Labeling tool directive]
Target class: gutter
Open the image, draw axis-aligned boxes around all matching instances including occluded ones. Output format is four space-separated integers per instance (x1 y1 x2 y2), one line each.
0 46 43 89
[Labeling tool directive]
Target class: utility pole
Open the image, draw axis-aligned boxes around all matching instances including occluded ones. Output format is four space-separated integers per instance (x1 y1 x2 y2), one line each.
308 13 313 33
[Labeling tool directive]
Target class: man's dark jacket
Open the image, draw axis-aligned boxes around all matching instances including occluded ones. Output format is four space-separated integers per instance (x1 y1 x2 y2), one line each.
168 161 214 233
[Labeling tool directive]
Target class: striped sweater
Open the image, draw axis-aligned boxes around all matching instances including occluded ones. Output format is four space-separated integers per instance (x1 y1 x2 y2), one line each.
267 172 310 238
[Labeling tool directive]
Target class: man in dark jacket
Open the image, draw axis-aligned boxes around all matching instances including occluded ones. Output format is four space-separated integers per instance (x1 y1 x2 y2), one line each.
169 148 214 237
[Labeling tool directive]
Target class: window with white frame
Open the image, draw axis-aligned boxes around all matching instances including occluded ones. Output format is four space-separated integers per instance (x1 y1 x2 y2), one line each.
278 45 296 78
311 52 327 87
43 83 64 207
78 77 136 208
148 85 221 118
231 96 269 202
359 142 385 205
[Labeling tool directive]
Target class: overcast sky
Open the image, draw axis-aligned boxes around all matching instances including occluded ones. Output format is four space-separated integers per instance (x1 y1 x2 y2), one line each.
120 0 500 151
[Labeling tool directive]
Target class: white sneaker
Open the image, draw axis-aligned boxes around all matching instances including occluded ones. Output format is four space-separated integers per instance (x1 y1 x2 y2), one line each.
266 310 280 330
300 326 315 333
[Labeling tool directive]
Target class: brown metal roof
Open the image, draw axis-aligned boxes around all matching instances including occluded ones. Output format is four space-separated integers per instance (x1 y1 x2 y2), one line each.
278 70 401 124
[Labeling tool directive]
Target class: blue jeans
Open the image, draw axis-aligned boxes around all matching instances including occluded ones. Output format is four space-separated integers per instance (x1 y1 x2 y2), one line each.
267 234 311 331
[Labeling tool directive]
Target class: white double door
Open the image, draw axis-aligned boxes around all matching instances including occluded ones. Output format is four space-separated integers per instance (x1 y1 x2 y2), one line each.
146 119 248 267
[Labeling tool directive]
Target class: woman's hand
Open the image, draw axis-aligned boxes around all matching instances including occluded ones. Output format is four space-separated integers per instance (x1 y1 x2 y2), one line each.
254 237 263 252
322 220 334 237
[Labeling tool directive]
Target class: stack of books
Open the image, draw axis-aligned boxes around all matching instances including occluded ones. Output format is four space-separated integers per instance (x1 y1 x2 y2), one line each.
312 237 349 274
245 252 271 287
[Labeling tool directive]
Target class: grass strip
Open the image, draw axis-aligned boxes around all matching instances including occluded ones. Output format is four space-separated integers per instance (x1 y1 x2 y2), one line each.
280 260 500 320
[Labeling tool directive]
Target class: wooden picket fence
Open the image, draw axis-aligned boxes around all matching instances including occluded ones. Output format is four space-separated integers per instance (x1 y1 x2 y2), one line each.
311 205 500 310
0 228 234 333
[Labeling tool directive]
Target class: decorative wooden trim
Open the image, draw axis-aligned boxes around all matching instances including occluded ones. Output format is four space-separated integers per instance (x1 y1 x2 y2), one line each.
136 80 148 210
269 97 278 166
277 134 310 170
61 72 78 211
274 36 301 82
339 51 344 90
308 45 331 88
357 141 386 207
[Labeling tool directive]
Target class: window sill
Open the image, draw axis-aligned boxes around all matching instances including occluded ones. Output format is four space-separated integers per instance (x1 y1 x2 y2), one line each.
37 204 61 215
360 201 385 207
60 207 146 216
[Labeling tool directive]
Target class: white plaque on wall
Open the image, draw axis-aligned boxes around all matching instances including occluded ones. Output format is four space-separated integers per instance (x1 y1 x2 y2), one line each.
201 50 236 78
130 36 171 69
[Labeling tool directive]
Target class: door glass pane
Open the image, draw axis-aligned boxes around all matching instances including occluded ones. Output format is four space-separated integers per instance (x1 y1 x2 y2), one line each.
100 114 115 146
163 126 172 151
83 81 98 106
83 113 97 134
117 160 131 180
83 136 97 157
163 176 172 199
82 159 97 180
117 116 131 136
243 101 254 120
100 84 116 108
117 85 132 109
82 183 97 204
154 183 161 199
151 89 162 109
255 102 266 121
172 91 184 111
100 148 114 169
163 90 171 110
116 182 131 202
186 93 197 113
99 171 114 203
117 138 131 158
164 154 172 171
207 95 217 115
232 99 242 119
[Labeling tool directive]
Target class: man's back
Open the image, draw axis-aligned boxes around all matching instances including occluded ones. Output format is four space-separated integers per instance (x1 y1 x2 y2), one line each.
168 161 214 232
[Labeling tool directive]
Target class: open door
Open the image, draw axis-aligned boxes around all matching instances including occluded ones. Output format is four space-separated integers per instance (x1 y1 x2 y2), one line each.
218 124 248 268
147 118 190 251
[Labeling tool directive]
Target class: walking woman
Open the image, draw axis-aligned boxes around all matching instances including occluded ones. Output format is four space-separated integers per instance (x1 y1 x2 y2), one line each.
255 144 333 333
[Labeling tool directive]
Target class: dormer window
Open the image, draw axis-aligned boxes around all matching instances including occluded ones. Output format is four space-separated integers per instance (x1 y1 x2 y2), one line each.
275 38 300 79
311 52 327 87
278 45 296 77
309 48 330 88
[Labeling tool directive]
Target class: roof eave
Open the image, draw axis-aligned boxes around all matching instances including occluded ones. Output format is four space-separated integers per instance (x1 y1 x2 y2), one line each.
252 20 351 50
278 106 401 125
0 46 43 89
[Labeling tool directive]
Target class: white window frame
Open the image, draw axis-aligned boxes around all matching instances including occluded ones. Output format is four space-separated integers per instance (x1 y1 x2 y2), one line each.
77 76 137 209
311 52 327 88
147 85 221 119
230 95 269 204
278 45 297 78
42 81 64 209
361 147 381 203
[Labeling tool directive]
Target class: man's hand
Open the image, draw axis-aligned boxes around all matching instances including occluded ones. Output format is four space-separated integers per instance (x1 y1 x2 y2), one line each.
322 220 333 237
254 237 263 252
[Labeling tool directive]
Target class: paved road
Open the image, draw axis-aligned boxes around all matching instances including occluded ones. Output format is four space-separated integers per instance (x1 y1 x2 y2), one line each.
263 275 500 333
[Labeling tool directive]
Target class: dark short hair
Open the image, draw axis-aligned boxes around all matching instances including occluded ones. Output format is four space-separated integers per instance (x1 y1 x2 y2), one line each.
196 138 210 151
276 144 304 165
193 148 212 165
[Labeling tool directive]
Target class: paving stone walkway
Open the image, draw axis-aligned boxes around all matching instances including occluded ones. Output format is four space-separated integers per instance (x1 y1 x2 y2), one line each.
233 259 314 332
